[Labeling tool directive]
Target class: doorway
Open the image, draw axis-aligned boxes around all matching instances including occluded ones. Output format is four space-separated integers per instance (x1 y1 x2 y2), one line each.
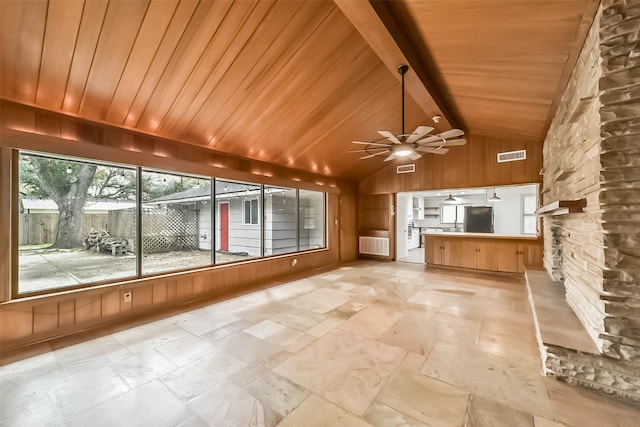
396 192 425 265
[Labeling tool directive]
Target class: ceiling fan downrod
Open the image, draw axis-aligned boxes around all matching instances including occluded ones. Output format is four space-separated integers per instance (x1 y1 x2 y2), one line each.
399 65 408 137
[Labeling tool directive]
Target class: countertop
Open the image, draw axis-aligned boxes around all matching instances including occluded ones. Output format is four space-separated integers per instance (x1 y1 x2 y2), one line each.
421 232 540 240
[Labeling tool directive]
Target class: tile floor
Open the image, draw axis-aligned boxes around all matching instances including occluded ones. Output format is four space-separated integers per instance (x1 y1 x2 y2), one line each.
1 261 639 426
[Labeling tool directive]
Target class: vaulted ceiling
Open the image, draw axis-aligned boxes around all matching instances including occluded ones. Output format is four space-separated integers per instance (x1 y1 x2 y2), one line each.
0 0 598 181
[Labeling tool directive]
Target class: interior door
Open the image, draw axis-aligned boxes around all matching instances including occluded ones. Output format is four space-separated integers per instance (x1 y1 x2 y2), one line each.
339 193 358 262
219 202 229 251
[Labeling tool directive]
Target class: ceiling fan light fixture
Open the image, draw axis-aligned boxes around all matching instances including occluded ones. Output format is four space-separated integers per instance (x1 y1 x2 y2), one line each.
488 188 502 202
394 147 413 157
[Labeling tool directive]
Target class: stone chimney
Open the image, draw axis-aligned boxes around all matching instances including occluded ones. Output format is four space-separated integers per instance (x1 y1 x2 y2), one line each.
541 0 640 401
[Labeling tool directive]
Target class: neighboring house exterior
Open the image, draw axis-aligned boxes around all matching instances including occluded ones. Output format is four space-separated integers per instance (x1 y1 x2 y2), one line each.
153 184 325 257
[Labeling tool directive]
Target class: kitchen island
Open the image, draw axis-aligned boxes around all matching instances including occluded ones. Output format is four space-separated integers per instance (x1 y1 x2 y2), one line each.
422 232 542 273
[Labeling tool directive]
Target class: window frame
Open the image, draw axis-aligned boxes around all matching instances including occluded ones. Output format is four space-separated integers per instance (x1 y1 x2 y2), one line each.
243 198 260 225
12 150 328 299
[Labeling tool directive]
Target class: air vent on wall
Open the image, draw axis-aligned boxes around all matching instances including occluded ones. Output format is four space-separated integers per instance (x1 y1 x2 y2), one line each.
396 164 416 174
497 150 526 163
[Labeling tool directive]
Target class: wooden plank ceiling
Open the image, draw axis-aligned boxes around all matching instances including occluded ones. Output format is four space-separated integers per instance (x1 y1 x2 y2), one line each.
0 0 597 181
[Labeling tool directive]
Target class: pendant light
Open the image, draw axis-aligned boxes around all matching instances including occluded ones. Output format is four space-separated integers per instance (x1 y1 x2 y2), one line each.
488 188 501 202
445 193 456 203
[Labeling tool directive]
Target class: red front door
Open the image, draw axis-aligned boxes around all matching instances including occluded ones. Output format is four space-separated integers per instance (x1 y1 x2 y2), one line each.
220 203 229 251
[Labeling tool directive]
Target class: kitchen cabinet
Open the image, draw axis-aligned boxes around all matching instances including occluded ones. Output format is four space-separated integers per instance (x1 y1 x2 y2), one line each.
412 197 424 220
423 233 541 273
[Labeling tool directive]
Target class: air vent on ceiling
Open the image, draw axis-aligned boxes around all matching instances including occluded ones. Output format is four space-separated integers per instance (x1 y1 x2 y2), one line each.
396 164 416 174
497 150 526 163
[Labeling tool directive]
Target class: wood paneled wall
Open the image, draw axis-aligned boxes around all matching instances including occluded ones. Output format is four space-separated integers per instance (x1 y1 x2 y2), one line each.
0 101 356 356
0 100 356 194
0 246 338 353
359 134 543 195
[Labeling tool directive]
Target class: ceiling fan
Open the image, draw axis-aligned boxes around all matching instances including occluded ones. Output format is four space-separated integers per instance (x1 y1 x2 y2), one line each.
350 65 466 162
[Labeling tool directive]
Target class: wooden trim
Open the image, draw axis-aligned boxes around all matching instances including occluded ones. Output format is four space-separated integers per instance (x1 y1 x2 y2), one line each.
0 148 11 302
536 199 587 216
333 0 453 130
422 232 540 241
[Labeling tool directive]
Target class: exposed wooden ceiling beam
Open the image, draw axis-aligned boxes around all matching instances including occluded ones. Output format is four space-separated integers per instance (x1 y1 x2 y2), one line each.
334 0 455 131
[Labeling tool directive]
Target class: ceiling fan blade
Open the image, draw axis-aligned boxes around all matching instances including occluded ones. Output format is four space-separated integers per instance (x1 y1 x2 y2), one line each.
409 152 422 161
416 146 449 154
444 138 467 146
378 130 402 144
437 129 465 139
360 150 390 159
423 138 467 147
383 153 396 162
351 141 392 147
349 148 388 153
415 135 442 144
406 126 434 143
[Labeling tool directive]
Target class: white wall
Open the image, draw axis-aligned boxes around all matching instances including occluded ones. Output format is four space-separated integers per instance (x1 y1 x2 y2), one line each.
406 184 538 235
197 201 212 250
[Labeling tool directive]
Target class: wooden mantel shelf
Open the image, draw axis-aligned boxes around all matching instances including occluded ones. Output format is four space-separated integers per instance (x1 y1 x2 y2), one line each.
536 199 587 216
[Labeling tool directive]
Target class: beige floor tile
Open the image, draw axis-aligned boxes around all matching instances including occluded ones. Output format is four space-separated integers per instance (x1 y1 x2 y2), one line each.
228 350 293 388
275 329 406 415
171 308 243 336
161 349 244 400
200 318 253 342
465 395 535 426
364 402 428 427
546 378 620 427
175 414 209 427
378 314 438 356
307 317 344 337
288 288 353 314
188 380 281 427
277 395 374 427
155 334 218 367
4 260 636 427
338 303 404 340
246 372 310 417
110 348 177 388
407 289 450 308
283 333 317 353
50 366 130 419
376 370 469 426
67 381 192 427
533 416 568 427
112 320 191 354
400 352 427 372
421 341 553 418
213 331 281 365
245 319 288 339
271 308 328 331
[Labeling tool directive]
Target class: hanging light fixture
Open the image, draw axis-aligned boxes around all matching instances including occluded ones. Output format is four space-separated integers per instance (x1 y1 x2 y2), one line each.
488 188 502 202
445 193 456 203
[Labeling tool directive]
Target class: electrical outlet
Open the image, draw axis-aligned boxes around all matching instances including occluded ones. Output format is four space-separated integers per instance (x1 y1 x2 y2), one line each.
123 291 132 303
291 258 297 267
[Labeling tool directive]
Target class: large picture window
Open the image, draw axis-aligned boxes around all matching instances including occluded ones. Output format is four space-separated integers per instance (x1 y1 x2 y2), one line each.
141 171 212 275
18 153 137 294
215 180 262 264
15 151 327 295
264 186 297 256
299 190 325 250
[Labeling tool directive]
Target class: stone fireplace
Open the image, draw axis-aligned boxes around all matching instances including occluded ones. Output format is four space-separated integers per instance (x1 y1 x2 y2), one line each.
539 0 640 401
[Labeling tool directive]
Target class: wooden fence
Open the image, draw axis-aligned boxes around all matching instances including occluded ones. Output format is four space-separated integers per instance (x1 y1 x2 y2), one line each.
19 213 108 246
